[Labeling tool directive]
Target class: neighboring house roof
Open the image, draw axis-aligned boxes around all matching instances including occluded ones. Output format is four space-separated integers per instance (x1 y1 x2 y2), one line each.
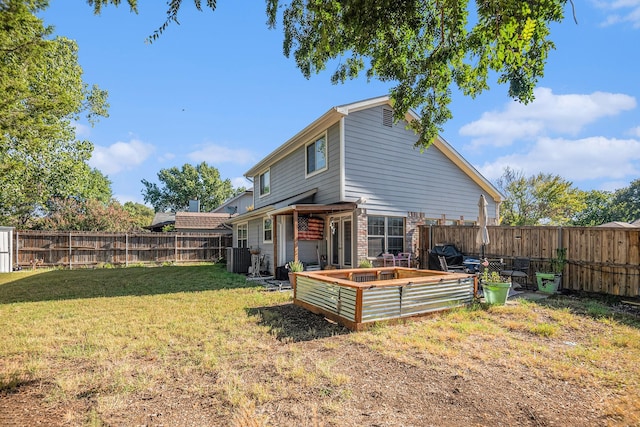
597 221 640 228
174 212 232 231
211 190 254 214
147 212 176 231
244 95 502 203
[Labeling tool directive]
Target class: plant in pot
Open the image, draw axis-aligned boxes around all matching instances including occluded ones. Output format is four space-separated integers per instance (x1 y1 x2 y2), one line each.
358 258 373 268
287 260 304 288
480 260 512 305
535 248 566 294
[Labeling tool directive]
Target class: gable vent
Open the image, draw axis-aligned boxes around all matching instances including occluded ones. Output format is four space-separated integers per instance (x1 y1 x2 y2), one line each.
382 108 393 127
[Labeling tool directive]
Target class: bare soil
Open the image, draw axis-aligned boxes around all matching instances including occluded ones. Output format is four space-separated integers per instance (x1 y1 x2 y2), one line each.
0 300 635 427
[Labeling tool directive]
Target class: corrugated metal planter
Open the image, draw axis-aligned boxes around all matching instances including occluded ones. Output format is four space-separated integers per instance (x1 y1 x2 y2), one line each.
294 267 475 331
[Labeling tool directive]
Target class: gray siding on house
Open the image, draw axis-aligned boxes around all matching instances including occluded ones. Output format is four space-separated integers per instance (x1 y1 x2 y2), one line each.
253 123 342 210
343 106 497 221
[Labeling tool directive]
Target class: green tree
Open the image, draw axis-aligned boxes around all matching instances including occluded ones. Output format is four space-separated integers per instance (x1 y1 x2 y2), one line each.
36 197 135 231
0 0 110 228
123 201 155 230
497 167 584 226
87 0 570 148
609 179 640 223
141 162 236 212
570 190 614 226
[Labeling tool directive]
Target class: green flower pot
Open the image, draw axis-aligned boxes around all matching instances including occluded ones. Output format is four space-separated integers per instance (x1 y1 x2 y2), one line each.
536 272 561 294
482 281 512 305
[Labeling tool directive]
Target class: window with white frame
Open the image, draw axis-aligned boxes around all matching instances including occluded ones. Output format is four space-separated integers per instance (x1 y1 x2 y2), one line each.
259 170 270 196
367 216 405 257
263 218 272 243
306 134 327 175
237 223 248 248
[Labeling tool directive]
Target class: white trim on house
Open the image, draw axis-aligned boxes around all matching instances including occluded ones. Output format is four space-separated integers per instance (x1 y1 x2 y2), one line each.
339 117 346 202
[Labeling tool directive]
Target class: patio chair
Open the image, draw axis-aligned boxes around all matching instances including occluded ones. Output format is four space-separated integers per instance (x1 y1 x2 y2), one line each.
396 252 412 267
500 257 530 289
382 253 396 267
438 256 466 273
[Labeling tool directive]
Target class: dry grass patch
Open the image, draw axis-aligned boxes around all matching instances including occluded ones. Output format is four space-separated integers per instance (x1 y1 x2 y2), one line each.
1 266 640 426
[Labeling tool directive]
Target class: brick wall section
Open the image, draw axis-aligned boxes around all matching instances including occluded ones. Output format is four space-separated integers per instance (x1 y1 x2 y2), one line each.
406 212 426 267
356 208 368 263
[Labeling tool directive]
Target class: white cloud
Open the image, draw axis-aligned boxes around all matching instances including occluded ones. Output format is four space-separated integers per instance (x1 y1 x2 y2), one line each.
477 136 640 184
72 121 91 137
629 126 640 137
90 139 155 175
595 0 640 28
460 88 636 148
232 176 252 189
187 143 256 165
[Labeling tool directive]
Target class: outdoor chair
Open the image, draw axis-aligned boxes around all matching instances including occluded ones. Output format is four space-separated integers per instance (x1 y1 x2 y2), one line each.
396 252 412 267
382 253 396 267
438 256 466 273
500 257 531 289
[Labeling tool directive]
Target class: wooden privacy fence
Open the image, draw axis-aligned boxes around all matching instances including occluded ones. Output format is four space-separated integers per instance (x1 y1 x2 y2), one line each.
13 231 232 269
419 225 640 298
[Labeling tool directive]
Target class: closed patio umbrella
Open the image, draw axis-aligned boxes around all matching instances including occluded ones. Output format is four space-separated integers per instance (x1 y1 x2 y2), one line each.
476 195 490 259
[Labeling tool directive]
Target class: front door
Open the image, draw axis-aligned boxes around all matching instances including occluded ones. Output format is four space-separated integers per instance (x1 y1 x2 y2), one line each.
329 215 353 268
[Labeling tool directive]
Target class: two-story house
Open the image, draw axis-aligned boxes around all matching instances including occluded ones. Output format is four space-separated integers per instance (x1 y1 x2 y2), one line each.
227 96 502 275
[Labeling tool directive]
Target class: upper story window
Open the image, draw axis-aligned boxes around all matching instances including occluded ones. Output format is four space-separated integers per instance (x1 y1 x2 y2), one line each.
259 169 270 197
306 134 327 176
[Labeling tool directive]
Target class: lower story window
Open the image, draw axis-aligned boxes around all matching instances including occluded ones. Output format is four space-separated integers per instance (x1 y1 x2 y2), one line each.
263 218 272 243
367 216 405 257
237 223 248 248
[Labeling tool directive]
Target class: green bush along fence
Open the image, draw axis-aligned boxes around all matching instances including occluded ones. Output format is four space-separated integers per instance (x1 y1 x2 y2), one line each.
419 225 640 298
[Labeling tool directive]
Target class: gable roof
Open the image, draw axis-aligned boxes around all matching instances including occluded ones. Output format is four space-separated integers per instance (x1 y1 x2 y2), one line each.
244 95 502 203
174 212 232 231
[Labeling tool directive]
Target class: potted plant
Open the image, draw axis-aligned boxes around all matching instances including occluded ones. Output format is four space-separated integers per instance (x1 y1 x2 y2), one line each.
358 258 373 268
287 260 304 288
480 260 512 304
535 248 566 294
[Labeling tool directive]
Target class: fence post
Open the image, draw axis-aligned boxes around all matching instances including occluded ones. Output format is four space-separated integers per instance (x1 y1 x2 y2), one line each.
68 231 72 270
125 233 129 267
175 234 178 263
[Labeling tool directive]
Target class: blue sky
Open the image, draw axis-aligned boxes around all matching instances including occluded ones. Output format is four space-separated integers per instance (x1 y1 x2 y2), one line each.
40 1 640 206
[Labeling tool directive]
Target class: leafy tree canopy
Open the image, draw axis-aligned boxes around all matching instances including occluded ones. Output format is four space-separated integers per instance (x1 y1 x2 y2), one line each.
142 162 236 213
610 178 640 223
86 0 570 148
0 0 110 228
123 201 155 230
36 197 143 231
497 167 585 226
570 190 614 226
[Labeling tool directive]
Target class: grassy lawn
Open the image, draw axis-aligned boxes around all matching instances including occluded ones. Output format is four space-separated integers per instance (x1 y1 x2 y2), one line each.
1 264 639 426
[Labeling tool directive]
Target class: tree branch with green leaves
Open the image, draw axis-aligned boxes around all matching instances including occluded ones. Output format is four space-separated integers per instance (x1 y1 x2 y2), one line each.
88 0 569 149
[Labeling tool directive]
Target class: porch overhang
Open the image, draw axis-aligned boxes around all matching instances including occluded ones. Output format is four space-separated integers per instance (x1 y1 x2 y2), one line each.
269 202 357 217
270 202 357 268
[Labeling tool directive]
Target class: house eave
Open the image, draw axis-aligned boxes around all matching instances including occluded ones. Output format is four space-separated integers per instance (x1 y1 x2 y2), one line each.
269 202 357 217
245 96 401 178
225 205 276 225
